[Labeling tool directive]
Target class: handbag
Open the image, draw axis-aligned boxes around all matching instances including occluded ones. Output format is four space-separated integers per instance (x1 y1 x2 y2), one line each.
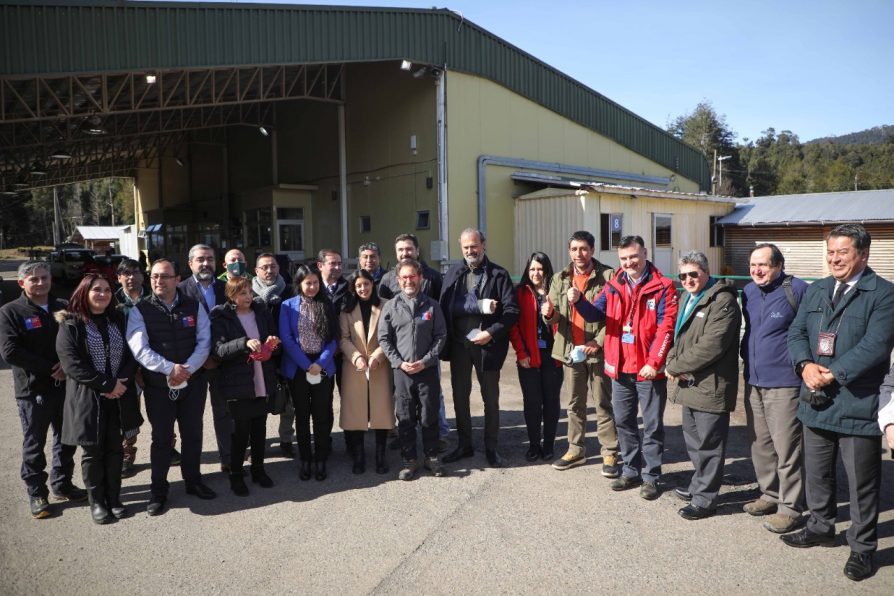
267 377 291 415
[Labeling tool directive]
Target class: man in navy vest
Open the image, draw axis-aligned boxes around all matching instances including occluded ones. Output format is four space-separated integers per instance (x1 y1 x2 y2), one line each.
127 258 215 516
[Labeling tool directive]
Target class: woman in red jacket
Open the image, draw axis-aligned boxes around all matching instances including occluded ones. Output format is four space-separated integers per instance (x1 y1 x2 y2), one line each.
509 252 563 462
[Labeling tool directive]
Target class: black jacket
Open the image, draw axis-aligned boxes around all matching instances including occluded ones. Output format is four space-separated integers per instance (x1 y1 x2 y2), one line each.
55 310 142 446
438 256 520 370
0 292 68 399
178 276 226 314
210 301 279 401
379 259 443 301
322 277 349 313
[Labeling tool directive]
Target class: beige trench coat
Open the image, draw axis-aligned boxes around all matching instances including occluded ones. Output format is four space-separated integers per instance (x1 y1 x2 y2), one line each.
338 302 395 430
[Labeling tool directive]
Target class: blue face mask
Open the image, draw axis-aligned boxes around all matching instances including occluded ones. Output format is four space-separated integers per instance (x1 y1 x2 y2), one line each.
226 261 246 277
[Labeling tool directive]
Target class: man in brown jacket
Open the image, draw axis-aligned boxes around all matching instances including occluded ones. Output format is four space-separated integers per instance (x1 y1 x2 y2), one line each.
665 250 741 520
543 230 619 477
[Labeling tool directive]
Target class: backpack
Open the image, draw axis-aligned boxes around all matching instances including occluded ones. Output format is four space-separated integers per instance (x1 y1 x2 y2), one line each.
781 275 798 312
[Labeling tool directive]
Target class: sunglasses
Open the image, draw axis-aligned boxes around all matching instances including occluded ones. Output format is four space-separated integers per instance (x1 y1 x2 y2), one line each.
678 271 702 281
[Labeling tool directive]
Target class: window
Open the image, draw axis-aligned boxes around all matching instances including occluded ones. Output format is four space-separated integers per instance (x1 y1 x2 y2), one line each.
244 208 272 248
416 210 430 230
359 215 371 233
600 213 623 251
709 216 725 247
654 215 672 246
277 207 303 220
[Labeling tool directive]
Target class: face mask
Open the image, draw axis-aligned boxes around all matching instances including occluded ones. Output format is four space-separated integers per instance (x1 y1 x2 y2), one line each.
226 261 247 277
569 345 587 364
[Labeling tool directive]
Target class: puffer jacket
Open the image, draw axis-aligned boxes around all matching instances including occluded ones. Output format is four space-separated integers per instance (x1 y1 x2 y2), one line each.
210 300 279 401
665 278 742 413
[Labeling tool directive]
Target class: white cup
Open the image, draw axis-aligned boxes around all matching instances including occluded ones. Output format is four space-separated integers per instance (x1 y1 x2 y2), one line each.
477 298 496 314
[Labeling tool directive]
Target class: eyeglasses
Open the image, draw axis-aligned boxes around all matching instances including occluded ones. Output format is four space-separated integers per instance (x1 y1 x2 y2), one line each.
257 265 278 271
678 271 701 281
150 274 176 281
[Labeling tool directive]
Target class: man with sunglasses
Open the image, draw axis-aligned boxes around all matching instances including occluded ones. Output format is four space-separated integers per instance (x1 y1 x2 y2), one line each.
664 251 741 521
569 235 678 500
127 258 215 516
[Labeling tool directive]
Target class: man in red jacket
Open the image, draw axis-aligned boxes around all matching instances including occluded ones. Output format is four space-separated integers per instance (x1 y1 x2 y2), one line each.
571 235 678 500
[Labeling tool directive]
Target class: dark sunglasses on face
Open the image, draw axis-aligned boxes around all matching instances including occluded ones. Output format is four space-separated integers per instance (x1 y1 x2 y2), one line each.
678 271 701 281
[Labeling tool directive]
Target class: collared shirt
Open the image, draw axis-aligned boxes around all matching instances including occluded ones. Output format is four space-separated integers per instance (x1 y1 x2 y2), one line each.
125 293 211 376
833 270 864 301
193 275 217 310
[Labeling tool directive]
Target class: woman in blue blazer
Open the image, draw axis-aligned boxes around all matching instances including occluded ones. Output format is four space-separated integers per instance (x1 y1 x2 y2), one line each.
280 265 338 480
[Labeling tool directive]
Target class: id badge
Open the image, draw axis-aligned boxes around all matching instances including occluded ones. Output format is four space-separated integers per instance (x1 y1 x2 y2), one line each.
816 331 836 357
621 333 635 344
537 339 548 349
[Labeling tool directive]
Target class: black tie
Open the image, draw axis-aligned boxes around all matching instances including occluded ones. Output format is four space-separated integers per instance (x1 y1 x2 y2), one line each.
832 283 847 309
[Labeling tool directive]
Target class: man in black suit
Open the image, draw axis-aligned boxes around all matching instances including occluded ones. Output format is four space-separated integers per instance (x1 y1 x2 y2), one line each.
177 244 231 471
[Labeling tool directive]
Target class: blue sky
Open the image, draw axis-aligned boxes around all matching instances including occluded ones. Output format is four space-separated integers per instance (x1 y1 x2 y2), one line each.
185 0 893 143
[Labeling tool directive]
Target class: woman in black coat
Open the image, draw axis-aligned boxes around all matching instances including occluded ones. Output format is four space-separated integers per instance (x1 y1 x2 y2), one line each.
56 273 141 524
210 277 280 496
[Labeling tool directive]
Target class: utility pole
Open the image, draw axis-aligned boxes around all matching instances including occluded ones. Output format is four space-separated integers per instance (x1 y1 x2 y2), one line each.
717 155 731 195
108 179 115 226
52 187 61 246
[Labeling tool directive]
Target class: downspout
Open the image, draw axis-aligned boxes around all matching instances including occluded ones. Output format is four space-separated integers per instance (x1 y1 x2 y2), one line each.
337 104 349 259
436 68 449 265
476 155 672 236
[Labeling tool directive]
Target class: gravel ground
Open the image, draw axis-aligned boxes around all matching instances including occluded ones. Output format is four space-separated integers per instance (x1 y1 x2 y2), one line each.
0 356 892 595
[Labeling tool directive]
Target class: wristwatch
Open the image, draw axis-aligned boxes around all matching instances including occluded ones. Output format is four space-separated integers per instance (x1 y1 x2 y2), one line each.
795 360 813 378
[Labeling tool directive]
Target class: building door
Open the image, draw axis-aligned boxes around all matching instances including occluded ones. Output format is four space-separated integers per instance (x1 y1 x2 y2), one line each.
652 213 673 274
276 207 305 261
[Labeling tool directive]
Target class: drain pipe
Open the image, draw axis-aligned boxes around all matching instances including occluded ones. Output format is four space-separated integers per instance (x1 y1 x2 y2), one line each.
476 155 672 235
435 68 449 265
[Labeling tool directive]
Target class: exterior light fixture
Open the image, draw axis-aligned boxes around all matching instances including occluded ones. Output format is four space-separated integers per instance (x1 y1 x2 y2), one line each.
145 73 157 84
175 157 185 167
50 151 72 160
30 163 48 176
400 60 412 71
259 126 269 137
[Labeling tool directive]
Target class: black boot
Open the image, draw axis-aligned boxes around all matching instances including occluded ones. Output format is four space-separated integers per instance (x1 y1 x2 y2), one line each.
299 460 312 481
106 448 127 519
229 472 249 496
352 441 366 475
315 460 327 481
375 443 389 474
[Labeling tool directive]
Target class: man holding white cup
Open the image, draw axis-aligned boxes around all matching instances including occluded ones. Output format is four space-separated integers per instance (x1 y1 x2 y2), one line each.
542 231 619 477
439 228 519 467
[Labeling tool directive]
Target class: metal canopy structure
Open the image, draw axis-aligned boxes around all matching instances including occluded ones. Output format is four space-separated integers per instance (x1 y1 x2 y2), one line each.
1 63 345 190
0 1 711 197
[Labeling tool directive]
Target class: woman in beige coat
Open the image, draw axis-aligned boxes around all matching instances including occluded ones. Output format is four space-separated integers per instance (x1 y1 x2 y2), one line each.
339 269 395 474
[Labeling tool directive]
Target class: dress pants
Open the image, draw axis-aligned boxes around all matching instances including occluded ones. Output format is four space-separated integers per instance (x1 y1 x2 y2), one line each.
81 399 124 507
744 385 804 517
208 369 233 467
278 396 296 443
231 415 267 472
681 406 729 509
803 425 881 553
449 340 501 451
289 370 334 463
395 367 441 461
16 394 76 498
563 361 618 459
612 374 666 483
143 377 207 498
516 349 563 451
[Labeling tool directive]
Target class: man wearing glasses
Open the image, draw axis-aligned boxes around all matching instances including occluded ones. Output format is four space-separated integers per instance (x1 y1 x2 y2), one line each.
127 259 215 516
664 251 741 521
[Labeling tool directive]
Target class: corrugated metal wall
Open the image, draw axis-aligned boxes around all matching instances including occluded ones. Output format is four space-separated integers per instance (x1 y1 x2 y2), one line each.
514 193 597 274
724 225 894 280
0 1 710 189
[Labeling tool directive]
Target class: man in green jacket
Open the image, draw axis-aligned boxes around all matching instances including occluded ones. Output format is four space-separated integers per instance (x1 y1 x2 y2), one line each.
782 224 894 583
665 251 741 521
543 230 619 476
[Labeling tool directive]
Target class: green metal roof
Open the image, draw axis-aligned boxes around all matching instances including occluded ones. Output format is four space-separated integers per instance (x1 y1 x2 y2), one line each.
0 1 710 188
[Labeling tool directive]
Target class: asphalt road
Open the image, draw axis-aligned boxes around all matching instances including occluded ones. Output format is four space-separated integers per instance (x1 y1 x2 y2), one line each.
1 357 892 595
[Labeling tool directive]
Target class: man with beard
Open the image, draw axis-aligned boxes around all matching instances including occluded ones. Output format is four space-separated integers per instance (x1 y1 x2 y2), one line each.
253 253 296 458
439 228 519 467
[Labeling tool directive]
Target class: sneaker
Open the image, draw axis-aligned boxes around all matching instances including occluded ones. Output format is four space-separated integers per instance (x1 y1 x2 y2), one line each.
551 453 585 471
743 498 778 517
170 448 182 466
30 496 51 519
763 513 804 534
640 481 660 501
398 459 418 481
601 454 621 478
424 456 446 477
610 475 641 491
51 483 88 502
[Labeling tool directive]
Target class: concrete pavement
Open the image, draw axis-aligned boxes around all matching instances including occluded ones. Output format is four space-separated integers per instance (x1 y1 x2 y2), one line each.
1 358 892 595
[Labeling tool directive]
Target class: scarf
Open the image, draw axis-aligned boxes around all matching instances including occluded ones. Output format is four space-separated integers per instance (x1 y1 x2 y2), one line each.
674 277 716 340
252 274 286 303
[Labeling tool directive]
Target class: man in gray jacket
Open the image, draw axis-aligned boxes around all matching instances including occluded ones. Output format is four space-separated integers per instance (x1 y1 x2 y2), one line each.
378 259 447 481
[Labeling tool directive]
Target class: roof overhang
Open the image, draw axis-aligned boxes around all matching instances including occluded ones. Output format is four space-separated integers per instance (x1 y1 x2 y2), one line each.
512 172 736 203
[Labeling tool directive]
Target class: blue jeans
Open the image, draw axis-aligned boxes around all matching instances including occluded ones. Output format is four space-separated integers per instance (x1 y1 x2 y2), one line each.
611 374 666 483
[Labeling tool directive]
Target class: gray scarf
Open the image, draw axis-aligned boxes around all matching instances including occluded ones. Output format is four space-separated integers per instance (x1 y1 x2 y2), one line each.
252 274 286 303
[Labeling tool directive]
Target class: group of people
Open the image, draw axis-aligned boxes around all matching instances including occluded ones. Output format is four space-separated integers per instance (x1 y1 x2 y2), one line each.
2 222 893 582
